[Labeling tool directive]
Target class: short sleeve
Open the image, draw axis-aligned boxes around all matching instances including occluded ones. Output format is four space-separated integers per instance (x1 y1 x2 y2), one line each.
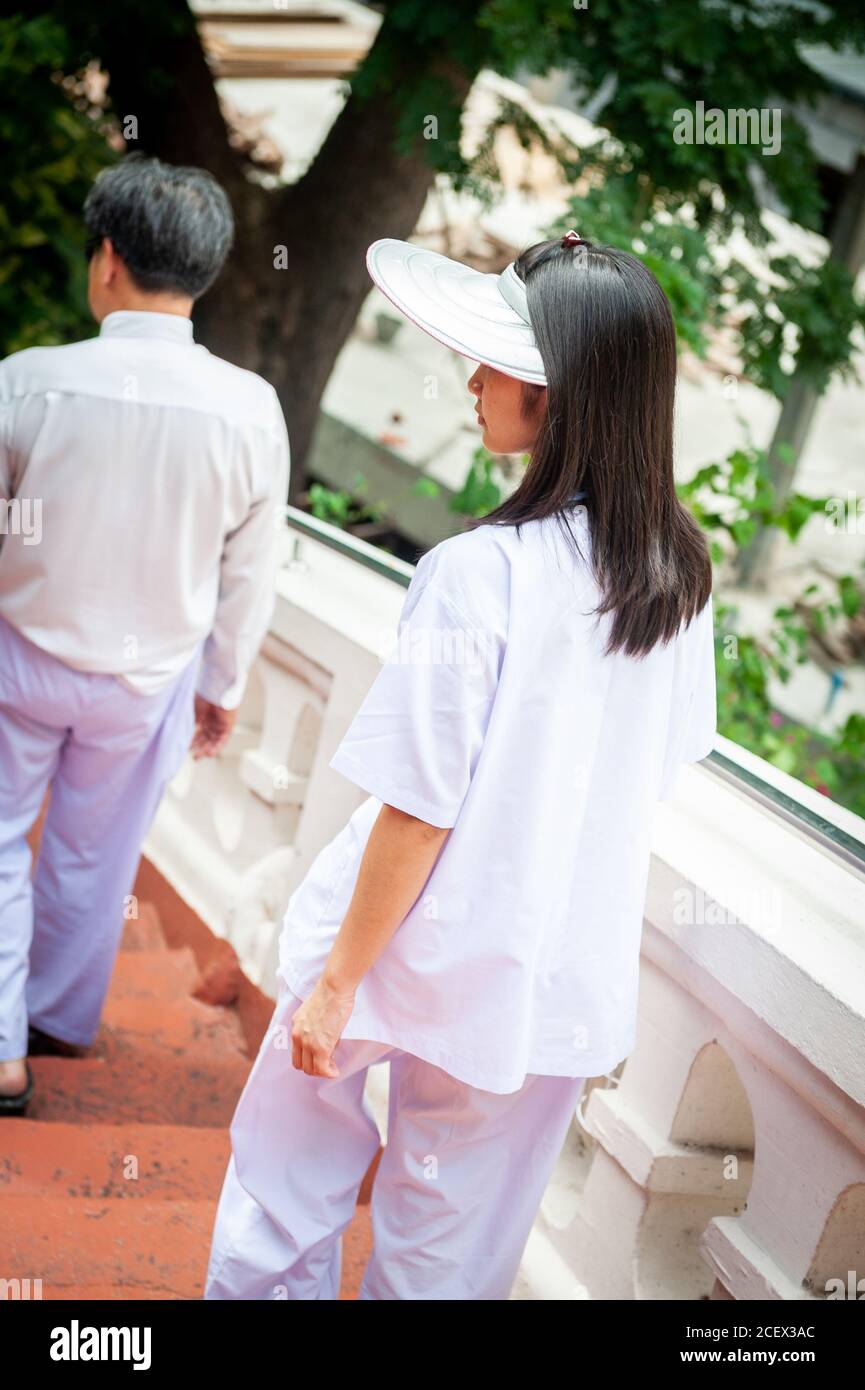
329 560 502 828
659 594 717 800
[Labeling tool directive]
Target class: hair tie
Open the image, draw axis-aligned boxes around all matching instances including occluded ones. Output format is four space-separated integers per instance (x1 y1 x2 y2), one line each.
561 229 586 247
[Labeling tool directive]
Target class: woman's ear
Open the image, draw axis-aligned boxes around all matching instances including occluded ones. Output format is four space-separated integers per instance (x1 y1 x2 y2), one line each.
530 383 548 434
520 380 546 421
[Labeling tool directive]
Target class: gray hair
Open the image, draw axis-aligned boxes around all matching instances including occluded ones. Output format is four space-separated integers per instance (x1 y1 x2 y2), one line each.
83 153 234 299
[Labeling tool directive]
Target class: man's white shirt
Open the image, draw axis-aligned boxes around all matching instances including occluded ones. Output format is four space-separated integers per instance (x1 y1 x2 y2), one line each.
0 309 290 706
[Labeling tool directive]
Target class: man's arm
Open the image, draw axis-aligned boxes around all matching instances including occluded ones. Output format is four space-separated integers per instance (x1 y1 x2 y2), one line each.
192 388 290 757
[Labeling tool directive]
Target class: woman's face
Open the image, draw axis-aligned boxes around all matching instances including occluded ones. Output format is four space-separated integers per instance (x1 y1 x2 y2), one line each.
468 363 547 455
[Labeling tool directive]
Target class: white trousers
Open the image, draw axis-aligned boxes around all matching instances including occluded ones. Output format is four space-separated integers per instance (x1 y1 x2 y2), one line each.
205 979 586 1300
0 615 198 1058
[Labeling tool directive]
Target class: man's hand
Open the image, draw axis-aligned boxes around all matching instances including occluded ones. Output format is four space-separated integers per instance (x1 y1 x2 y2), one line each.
191 694 238 759
291 974 357 1078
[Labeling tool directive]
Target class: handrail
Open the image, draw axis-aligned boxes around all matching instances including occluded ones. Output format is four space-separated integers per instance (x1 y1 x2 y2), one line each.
282 505 865 869
283 504 413 587
702 743 865 876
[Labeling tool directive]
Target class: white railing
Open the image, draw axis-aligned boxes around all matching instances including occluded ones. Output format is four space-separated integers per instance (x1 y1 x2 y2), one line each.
144 510 865 1302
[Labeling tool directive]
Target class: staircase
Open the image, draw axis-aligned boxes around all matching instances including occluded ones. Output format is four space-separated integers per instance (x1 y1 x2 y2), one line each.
0 883 376 1300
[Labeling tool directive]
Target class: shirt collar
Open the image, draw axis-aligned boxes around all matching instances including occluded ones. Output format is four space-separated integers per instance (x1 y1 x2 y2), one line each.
99 310 195 345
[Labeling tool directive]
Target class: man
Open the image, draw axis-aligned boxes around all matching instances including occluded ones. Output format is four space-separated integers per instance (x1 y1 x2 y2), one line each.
0 155 290 1112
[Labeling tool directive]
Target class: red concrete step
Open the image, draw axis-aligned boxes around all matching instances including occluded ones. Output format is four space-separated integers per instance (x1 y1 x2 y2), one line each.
25 1053 249 1128
106 948 202 1003
95 995 248 1063
40 1285 184 1300
0 1121 230 1200
0 1195 217 1298
119 901 167 952
3 861 377 1301
0 1194 374 1300
341 1202 374 1297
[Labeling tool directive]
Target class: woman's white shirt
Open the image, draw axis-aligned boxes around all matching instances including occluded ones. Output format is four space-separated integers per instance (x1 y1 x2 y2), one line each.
278 508 716 1093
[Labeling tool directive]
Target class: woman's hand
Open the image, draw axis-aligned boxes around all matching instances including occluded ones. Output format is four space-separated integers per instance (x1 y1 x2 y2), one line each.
288 805 449 1080
291 974 357 1078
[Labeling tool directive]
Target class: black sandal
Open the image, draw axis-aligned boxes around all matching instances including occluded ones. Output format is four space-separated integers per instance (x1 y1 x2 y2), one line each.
27 1025 87 1058
0 1062 34 1117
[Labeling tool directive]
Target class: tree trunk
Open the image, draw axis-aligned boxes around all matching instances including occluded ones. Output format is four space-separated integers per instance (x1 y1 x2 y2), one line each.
193 87 456 501
197 70 477 499
90 2 481 501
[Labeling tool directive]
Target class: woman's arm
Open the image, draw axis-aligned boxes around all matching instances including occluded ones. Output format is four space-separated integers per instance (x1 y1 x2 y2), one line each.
290 803 450 1076
324 803 450 992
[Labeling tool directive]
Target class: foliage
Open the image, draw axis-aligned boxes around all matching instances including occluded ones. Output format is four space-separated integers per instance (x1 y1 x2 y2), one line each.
476 0 865 240
449 446 504 517
0 15 116 354
675 433 829 560
679 447 865 816
727 252 865 401
533 166 865 404
712 600 865 818
305 475 386 528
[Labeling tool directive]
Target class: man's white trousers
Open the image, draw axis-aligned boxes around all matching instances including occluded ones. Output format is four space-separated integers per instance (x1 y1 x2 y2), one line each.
205 979 586 1300
0 615 198 1058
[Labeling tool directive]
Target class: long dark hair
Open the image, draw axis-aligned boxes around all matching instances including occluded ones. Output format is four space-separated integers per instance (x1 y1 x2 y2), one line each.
475 237 711 658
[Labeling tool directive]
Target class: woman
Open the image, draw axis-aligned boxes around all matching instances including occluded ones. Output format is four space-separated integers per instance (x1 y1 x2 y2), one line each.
204 230 716 1301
